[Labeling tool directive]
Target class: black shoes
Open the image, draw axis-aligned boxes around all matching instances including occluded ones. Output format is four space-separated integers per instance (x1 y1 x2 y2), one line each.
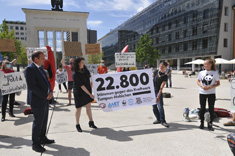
199 122 204 129
32 144 46 153
76 124 83 132
89 121 98 129
208 123 214 131
40 138 55 145
14 102 21 106
9 112 15 117
153 120 161 124
161 122 169 128
1 117 5 122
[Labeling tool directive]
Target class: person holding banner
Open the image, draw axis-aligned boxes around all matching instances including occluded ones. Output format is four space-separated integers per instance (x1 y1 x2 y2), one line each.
197 58 220 131
56 64 68 93
72 57 97 132
0 70 3 105
97 60 108 74
1 60 16 121
61 54 73 106
152 62 169 128
24 51 54 153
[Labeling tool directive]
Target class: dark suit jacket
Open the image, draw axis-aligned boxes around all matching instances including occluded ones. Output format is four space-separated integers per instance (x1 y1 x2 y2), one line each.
24 63 51 106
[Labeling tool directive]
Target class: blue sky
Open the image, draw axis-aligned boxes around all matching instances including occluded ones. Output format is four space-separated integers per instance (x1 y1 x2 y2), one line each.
0 0 157 39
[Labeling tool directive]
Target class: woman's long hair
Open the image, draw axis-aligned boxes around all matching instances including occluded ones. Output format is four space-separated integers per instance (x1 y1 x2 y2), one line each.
72 57 85 72
205 58 216 71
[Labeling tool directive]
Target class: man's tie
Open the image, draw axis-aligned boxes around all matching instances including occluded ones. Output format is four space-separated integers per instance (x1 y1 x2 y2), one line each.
39 67 51 92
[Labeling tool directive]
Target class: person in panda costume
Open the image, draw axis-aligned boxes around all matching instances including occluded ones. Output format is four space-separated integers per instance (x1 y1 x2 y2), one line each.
197 58 220 131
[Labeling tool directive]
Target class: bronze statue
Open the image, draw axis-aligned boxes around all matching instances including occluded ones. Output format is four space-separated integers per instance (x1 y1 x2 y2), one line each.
51 0 63 11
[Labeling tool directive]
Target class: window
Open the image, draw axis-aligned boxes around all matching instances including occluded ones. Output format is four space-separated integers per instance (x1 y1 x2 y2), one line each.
156 27 159 33
184 15 188 24
39 31 45 48
175 32 179 39
15 26 19 30
21 32 24 35
184 30 187 38
202 38 208 49
16 37 19 39
21 37 24 40
203 23 208 33
168 22 171 29
15 32 19 35
203 9 209 19
175 45 179 52
10 26 13 30
168 34 172 41
192 41 197 50
184 43 188 51
162 47 166 54
20 27 24 30
224 23 228 32
225 7 229 16
192 27 197 36
192 11 198 21
175 19 179 27
224 38 228 47
162 24 166 31
156 37 159 44
168 46 172 53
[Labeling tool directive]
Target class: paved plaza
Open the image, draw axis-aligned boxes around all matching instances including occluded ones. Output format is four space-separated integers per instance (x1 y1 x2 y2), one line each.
0 73 234 156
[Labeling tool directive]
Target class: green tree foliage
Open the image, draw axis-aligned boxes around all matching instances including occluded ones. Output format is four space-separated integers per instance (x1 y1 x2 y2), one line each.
0 19 27 64
88 51 104 64
136 33 161 66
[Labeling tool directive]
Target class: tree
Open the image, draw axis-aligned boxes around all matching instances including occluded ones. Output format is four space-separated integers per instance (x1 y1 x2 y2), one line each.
136 33 161 66
88 51 104 64
0 19 27 64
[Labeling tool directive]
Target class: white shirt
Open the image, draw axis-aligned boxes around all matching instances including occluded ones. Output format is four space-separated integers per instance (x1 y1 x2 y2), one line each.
198 70 220 94
56 69 65 74
0 71 4 89
33 62 40 69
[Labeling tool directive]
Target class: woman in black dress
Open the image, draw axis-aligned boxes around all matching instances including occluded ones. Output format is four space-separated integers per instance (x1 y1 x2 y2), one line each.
72 57 97 132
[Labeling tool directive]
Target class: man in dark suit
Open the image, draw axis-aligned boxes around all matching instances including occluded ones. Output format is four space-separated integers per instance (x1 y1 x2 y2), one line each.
24 51 55 153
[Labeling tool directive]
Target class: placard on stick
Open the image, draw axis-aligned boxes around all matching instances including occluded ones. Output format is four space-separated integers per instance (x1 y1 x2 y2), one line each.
85 44 101 55
0 39 16 52
64 41 82 56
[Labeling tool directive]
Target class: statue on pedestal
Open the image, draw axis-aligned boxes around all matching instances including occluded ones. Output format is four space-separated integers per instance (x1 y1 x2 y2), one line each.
51 0 63 11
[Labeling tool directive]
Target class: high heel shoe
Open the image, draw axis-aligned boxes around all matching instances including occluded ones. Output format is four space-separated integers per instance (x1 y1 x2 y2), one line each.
89 121 97 129
76 124 83 132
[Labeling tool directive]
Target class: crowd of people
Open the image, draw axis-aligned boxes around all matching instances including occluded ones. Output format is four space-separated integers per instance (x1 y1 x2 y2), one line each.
1 53 235 154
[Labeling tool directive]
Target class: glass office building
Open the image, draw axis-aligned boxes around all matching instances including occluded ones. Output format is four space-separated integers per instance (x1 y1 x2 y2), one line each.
99 0 235 70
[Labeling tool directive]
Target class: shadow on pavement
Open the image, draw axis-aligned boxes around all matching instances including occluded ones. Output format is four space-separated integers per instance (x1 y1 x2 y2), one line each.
88 123 200 142
0 135 90 156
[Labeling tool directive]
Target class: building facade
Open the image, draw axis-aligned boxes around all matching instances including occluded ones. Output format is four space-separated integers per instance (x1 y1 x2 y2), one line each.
99 0 235 70
6 21 27 46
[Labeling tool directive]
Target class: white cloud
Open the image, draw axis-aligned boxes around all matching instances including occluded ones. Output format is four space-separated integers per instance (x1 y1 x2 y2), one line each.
7 0 50 6
87 20 103 27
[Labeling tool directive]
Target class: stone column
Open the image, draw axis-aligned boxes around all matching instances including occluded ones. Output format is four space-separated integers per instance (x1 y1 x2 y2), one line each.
44 29 47 47
61 31 64 54
192 57 195 71
157 60 160 69
177 58 180 71
53 30 57 66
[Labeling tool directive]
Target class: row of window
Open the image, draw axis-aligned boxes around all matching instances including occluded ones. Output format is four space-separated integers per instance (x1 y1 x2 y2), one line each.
15 37 26 40
9 26 26 31
160 38 228 54
15 32 26 36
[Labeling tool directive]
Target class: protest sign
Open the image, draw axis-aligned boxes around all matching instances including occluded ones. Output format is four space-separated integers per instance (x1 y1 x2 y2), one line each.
115 52 136 67
26 47 48 63
64 41 82 56
86 64 98 75
92 69 155 112
85 44 101 55
1 72 27 95
0 39 16 52
56 71 68 84
231 78 235 113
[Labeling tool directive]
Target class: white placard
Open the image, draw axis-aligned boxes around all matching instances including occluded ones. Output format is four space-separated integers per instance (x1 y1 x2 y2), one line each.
26 47 48 62
231 78 235 113
115 52 136 67
1 72 27 95
86 64 98 75
56 72 68 84
92 69 155 112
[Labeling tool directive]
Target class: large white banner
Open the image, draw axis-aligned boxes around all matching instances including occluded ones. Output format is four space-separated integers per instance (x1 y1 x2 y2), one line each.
86 64 98 75
1 72 27 95
26 47 48 62
92 69 155 112
56 72 68 84
231 78 235 113
115 52 136 67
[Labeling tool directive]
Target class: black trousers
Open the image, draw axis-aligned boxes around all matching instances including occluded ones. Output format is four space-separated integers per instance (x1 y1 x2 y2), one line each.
58 82 67 91
199 94 216 123
2 93 15 117
31 102 49 145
